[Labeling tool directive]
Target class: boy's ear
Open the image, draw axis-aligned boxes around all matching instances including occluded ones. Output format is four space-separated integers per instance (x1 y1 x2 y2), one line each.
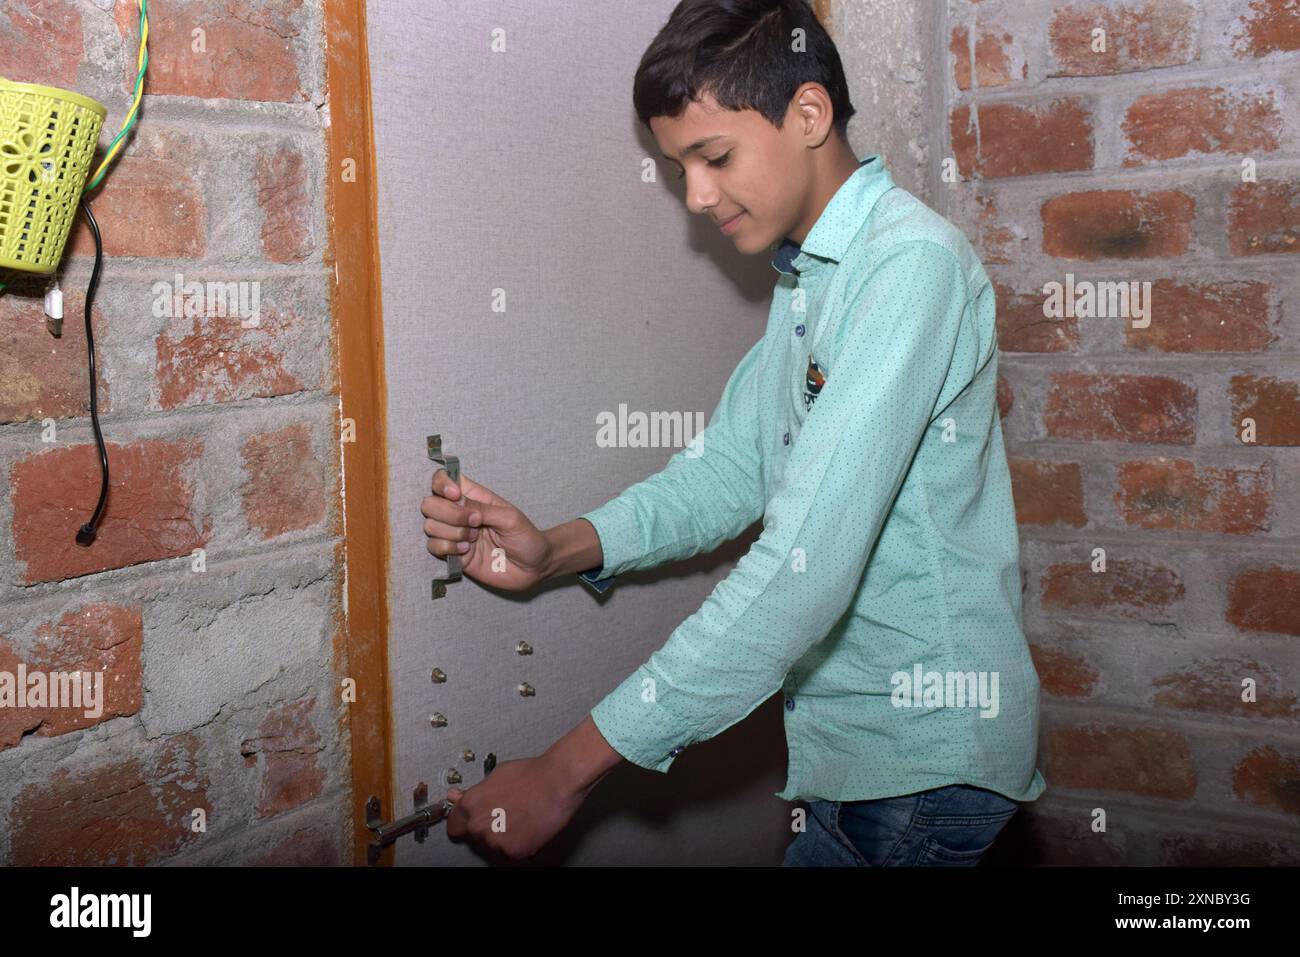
790 83 836 143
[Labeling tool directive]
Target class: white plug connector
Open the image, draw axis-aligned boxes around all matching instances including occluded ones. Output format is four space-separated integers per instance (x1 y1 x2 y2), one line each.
44 281 63 336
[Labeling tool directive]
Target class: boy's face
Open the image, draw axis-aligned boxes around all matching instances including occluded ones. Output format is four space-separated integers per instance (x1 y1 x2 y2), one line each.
652 89 815 254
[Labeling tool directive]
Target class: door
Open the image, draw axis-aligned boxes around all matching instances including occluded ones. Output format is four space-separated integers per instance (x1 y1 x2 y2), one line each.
364 0 792 865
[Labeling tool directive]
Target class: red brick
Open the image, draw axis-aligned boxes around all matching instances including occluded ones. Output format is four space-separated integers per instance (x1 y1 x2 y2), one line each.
1044 371 1196 444
1125 279 1273 352
1046 724 1196 799
1115 458 1271 534
1229 374 1300 445
240 424 326 539
66 129 206 260
155 310 305 410
1008 457 1086 527
1042 190 1195 260
1154 657 1297 719
0 1 84 88
1232 746 1300 816
994 281 1079 353
997 374 1013 418
9 732 211 865
1161 831 1300 866
257 145 313 263
1029 643 1099 697
243 697 326 818
10 438 208 584
1041 557 1184 619
951 99 1093 180
1227 565 1300 636
0 290 110 424
1228 179 1300 256
0 604 143 750
1049 0 1198 76
1233 0 1300 57
1122 88 1281 166
973 192 1018 265
950 23 1026 90
246 826 340 866
114 0 307 102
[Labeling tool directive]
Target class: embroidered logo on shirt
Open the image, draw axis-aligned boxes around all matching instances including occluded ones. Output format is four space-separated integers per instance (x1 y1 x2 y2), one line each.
803 354 827 410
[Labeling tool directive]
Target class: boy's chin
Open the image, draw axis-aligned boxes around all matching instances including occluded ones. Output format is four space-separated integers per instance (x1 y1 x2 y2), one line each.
730 225 767 253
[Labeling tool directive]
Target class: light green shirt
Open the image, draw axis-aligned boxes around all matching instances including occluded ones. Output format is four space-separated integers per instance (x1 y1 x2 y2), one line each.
578 154 1047 804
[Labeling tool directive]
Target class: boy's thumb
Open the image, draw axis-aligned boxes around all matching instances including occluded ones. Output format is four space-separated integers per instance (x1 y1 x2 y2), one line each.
467 500 512 529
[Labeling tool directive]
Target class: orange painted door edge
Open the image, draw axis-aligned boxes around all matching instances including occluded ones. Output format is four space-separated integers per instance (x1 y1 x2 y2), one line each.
323 0 394 867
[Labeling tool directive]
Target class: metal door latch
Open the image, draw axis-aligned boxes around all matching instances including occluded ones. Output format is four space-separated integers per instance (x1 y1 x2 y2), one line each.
428 433 462 599
365 753 497 865
364 793 451 866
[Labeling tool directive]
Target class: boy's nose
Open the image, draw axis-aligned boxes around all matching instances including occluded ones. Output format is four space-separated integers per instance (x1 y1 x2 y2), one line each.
684 181 720 216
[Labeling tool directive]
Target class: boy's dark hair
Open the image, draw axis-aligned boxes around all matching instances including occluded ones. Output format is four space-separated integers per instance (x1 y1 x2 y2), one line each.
633 0 856 142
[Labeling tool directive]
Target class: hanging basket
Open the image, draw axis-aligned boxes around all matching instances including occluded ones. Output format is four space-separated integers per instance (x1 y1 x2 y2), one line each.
0 77 107 275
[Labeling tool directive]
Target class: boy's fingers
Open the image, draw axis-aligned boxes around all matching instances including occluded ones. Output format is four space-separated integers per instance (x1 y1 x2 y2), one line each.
420 494 461 523
423 518 478 542
431 468 460 501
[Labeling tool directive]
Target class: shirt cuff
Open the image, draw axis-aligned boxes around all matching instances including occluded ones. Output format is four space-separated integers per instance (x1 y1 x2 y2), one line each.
576 496 645 582
577 566 614 594
590 693 688 773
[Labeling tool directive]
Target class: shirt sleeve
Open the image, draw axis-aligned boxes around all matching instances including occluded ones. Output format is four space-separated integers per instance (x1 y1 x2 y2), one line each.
589 240 973 771
576 329 769 593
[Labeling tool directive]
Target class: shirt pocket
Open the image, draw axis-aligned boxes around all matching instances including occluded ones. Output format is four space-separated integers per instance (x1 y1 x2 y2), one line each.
790 346 831 431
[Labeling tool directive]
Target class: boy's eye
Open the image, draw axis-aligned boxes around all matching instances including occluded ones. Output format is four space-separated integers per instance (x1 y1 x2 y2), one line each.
673 151 731 179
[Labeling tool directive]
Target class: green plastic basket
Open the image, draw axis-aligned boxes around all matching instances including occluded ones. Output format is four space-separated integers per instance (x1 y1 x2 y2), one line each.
0 77 107 274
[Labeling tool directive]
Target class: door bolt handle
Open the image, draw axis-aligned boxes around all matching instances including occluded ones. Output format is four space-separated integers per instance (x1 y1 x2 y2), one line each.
428 433 462 599
363 754 498 864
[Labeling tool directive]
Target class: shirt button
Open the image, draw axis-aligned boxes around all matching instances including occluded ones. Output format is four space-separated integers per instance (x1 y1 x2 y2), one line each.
795 324 805 337
783 432 790 445
785 697 795 711
669 746 684 756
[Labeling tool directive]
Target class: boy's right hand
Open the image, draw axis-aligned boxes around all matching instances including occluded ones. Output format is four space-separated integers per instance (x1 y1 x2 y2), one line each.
421 469 551 592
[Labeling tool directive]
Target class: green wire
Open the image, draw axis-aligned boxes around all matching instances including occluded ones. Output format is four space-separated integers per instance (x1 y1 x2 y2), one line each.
84 0 148 194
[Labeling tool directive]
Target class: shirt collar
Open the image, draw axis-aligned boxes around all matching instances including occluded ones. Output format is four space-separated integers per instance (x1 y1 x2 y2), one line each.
770 153 893 276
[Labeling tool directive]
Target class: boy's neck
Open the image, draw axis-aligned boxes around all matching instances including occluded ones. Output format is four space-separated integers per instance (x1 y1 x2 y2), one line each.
786 139 865 246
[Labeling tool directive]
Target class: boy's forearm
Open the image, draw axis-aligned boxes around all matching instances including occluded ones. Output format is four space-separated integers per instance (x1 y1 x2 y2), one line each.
542 518 603 579
545 714 625 792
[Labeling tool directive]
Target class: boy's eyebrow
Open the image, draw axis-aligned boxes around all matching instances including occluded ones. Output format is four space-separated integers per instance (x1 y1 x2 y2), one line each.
663 134 727 163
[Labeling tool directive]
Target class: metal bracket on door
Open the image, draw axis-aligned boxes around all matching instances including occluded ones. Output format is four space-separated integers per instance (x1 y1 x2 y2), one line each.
364 794 452 866
364 754 497 865
428 433 462 599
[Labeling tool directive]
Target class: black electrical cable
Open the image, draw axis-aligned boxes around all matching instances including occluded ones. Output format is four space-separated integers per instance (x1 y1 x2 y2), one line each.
75 199 109 546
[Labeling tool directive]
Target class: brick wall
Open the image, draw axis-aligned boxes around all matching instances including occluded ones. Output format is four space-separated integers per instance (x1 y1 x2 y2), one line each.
940 0 1300 864
0 0 346 865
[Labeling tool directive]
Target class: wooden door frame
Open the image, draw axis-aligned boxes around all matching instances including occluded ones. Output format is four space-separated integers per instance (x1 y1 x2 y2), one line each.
324 0 394 866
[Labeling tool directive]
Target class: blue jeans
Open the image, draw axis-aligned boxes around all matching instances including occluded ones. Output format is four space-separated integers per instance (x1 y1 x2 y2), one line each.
782 784 1019 866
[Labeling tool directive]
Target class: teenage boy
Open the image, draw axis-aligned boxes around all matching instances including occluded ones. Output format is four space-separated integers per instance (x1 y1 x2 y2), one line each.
422 0 1045 865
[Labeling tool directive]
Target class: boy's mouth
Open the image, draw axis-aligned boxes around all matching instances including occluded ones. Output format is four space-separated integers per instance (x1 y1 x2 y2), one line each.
718 211 746 234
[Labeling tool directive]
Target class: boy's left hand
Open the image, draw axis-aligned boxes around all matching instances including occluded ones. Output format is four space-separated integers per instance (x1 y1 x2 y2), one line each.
444 753 589 860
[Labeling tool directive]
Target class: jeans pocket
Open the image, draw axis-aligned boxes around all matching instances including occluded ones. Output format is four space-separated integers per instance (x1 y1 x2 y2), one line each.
833 793 924 866
915 805 1018 866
